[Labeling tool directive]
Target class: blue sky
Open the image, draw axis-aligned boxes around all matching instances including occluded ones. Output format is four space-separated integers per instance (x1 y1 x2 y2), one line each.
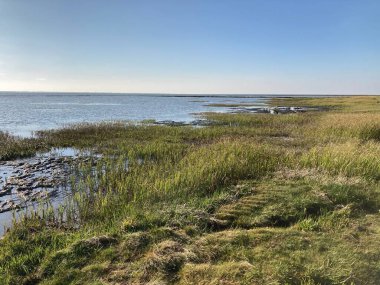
0 0 379 94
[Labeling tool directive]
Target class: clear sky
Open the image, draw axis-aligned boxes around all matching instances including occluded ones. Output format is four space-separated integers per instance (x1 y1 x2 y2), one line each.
0 0 379 94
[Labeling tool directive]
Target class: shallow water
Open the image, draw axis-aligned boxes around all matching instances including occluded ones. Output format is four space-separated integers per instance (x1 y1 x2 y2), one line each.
0 92 266 137
0 147 95 236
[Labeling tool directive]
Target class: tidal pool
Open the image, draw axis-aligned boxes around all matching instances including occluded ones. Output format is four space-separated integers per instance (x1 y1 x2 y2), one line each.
0 147 98 236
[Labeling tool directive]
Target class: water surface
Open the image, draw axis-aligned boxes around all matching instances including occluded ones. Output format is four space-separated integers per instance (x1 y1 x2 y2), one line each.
0 92 266 136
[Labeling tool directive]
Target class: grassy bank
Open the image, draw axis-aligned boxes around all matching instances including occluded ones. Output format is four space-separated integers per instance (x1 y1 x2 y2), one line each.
0 96 379 284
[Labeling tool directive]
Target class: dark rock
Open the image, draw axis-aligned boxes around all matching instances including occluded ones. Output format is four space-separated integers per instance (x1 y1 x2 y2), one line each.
154 120 187 126
0 188 11 196
0 200 19 213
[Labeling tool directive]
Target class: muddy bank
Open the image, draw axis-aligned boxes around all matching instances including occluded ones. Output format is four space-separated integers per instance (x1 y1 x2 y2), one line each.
0 148 99 235
153 106 321 126
153 119 213 127
230 106 323 114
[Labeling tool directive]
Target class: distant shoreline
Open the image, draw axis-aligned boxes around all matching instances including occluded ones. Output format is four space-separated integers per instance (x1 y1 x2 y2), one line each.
0 91 378 98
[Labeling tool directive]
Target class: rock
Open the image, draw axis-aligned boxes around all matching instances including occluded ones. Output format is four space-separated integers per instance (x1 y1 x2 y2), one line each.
232 105 313 115
7 177 19 185
0 200 19 213
190 119 213 126
17 191 30 201
154 120 187 126
19 174 31 180
30 190 50 201
31 181 40 189
16 186 30 192
0 188 11 196
25 180 36 187
269 108 278 114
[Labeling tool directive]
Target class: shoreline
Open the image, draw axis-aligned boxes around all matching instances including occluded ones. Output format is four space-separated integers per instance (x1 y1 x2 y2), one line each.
0 95 379 284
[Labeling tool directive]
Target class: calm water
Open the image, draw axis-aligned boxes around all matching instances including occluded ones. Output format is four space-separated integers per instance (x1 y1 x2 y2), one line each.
0 92 267 136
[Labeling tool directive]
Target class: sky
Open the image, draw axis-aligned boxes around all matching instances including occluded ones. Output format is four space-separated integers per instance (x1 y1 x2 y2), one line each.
0 0 379 94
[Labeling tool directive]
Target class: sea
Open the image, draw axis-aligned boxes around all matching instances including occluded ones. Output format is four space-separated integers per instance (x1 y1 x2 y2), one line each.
0 92 268 137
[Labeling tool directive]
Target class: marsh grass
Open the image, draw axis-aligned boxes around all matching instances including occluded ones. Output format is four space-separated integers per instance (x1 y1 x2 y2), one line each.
0 132 46 160
271 95 380 112
0 96 380 284
302 141 380 180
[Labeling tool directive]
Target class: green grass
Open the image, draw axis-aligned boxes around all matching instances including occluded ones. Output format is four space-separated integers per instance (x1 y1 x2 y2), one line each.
0 95 380 284
271 95 380 112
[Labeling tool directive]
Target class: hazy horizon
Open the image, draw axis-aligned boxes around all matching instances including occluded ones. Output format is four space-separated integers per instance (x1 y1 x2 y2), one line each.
1 90 379 96
0 0 379 94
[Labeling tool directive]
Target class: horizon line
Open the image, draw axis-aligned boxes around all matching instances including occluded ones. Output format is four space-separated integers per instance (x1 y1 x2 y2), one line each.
0 90 379 97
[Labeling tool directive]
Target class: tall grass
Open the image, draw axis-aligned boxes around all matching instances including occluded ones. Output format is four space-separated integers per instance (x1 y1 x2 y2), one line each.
307 113 380 142
68 139 285 230
301 140 380 180
271 95 380 112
